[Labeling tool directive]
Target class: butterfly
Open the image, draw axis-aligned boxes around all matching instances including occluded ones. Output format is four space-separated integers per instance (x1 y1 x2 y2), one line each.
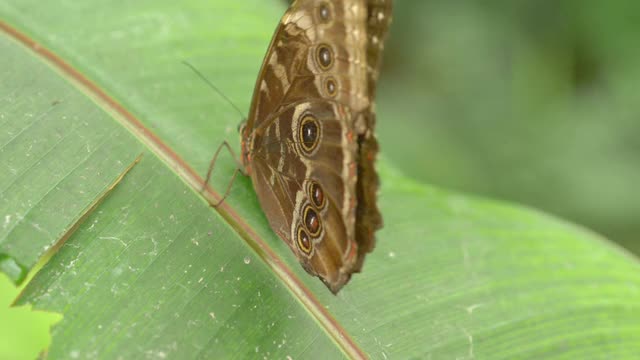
235 0 392 293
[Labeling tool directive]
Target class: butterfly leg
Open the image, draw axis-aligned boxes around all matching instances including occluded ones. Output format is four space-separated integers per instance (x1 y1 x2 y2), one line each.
211 167 241 207
201 141 245 207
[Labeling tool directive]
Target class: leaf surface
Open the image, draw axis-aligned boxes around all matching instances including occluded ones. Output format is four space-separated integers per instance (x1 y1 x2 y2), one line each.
1 1 639 358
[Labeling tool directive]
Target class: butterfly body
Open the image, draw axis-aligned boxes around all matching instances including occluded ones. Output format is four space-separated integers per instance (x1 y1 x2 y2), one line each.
240 0 391 293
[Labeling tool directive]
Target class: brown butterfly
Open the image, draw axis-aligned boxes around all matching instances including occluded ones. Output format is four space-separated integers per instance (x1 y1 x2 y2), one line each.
234 0 391 293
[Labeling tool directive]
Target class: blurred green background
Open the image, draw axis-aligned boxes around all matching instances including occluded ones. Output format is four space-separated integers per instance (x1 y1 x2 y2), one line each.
378 1 640 254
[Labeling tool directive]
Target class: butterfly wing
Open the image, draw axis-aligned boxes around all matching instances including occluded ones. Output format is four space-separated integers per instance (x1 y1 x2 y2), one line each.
250 100 358 293
242 0 392 293
354 0 392 269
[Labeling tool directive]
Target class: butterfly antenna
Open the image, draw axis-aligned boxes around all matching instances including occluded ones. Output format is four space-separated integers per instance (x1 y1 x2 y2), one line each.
181 60 246 120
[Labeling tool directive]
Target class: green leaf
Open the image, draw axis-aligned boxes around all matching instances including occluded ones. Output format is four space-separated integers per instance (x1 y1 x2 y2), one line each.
1 1 640 359
0 35 143 284
0 273 62 360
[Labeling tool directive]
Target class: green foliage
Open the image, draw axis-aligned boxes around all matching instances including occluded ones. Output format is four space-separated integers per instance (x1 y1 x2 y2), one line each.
1 0 639 358
0 274 61 360
379 1 640 253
